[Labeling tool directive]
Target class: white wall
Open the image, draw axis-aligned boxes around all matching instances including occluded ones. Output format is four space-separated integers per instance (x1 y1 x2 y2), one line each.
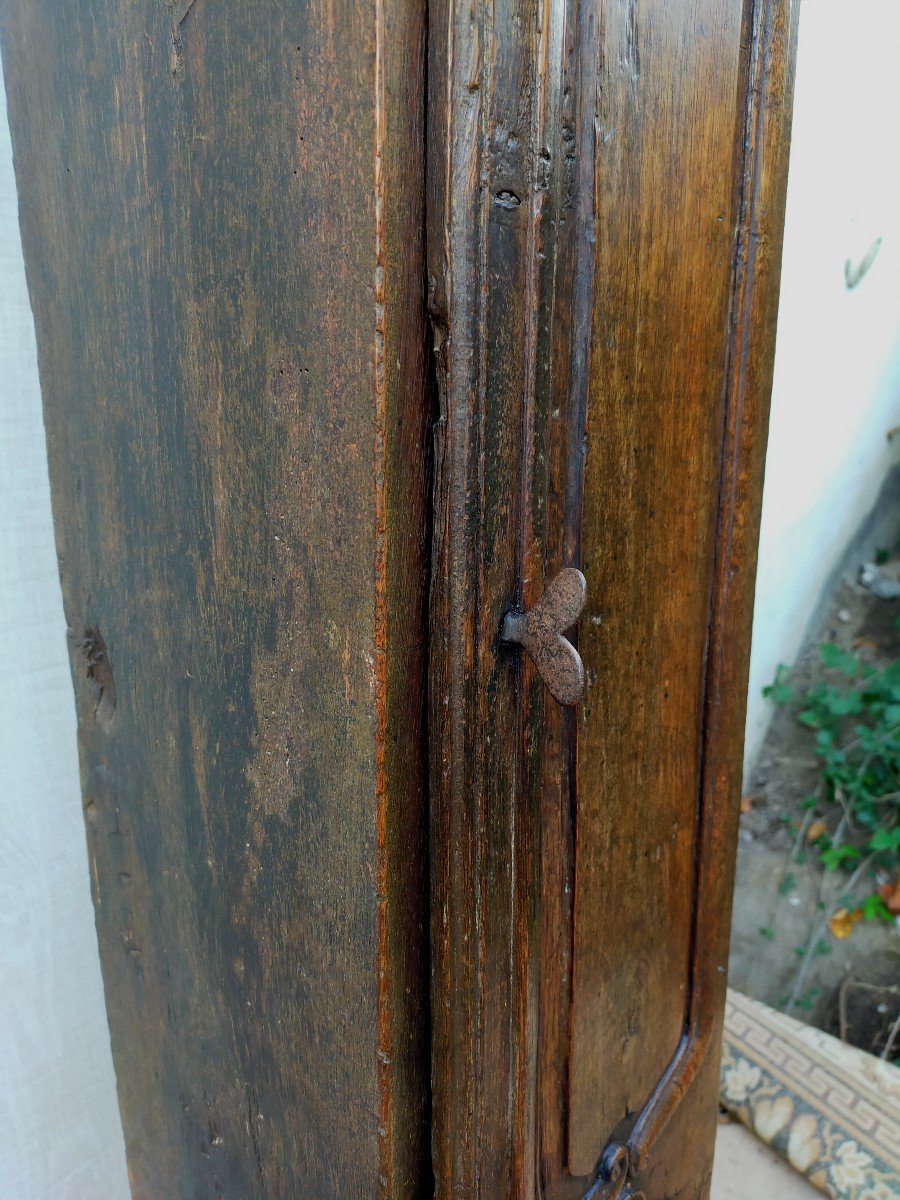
744 0 900 771
0 63 130 1200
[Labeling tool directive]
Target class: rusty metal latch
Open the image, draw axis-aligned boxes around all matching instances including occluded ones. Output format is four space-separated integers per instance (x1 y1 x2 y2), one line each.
500 567 587 706
582 1142 644 1200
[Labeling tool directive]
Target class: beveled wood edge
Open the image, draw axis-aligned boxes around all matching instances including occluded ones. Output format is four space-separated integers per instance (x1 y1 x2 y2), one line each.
626 0 801 1176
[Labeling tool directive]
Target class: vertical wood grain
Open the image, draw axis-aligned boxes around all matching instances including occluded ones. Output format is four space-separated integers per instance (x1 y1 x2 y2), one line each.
0 0 430 1195
428 0 799 1195
3 0 799 1192
624 6 801 1195
570 0 749 1170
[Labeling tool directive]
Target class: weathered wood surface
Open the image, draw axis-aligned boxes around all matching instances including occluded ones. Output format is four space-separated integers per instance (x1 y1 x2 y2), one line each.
570 1 801 1190
1 1 430 1197
570 0 754 1170
4 0 798 1192
427 0 799 1196
426 0 557 1190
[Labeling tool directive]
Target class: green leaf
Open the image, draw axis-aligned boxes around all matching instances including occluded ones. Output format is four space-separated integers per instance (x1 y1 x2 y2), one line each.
795 986 821 1012
820 844 861 871
856 806 878 831
759 926 776 940
763 664 794 704
823 690 863 717
819 643 860 677
859 894 892 921
779 872 795 896
868 827 900 854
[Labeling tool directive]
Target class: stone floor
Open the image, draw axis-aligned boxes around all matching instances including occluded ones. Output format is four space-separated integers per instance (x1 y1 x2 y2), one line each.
712 1119 820 1199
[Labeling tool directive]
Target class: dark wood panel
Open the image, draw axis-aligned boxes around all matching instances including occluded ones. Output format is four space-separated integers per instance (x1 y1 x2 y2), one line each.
425 0 533 1178
1 1 430 1196
570 0 749 1170
427 0 799 1195
568 0 801 1193
616 7 801 1194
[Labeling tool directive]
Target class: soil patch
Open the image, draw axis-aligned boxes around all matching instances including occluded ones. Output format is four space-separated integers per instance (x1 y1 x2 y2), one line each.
729 559 899 1057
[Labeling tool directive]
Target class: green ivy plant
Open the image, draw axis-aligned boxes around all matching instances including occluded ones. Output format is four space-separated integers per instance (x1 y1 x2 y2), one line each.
764 643 900 918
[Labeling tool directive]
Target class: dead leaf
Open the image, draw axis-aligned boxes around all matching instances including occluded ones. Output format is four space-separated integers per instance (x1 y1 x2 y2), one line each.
807 819 827 842
828 907 862 939
740 794 754 814
852 637 878 652
878 880 900 916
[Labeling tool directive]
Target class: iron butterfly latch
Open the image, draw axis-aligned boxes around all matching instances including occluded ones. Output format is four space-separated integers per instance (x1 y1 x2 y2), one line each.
500 567 587 706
